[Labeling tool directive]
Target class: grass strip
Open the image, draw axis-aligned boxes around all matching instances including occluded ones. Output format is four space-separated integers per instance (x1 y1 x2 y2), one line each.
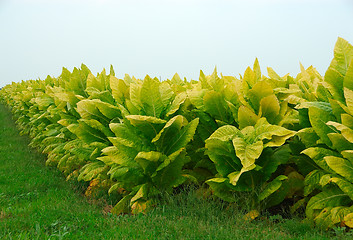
0 103 348 239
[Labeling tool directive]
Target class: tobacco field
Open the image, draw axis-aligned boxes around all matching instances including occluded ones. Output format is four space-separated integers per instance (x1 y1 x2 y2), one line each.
1 37 353 230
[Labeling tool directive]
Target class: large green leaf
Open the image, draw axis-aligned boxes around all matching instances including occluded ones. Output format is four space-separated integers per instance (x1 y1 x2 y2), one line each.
329 99 350 123
109 122 150 151
242 67 256 95
99 145 138 167
344 87 353 115
341 114 353 129
159 81 174 108
238 106 259 129
135 151 166 176
343 59 353 92
165 92 187 117
326 121 353 143
207 125 240 141
325 156 353 182
107 165 145 189
329 177 353 201
258 94 280 124
152 115 187 150
187 87 207 111
205 138 241 176
129 82 143 112
306 187 351 223
162 118 199 155
67 122 108 144
80 119 114 138
308 106 336 147
256 145 292 181
252 118 296 147
86 72 103 91
248 81 273 112
152 148 188 190
110 75 128 104
232 137 262 169
209 67 224 92
205 126 240 174
140 76 164 117
304 170 325 196
297 128 320 148
76 99 109 123
203 90 229 123
125 115 166 140
93 99 122 120
78 161 107 181
327 133 353 152
192 109 218 141
301 147 340 172
324 37 353 103
258 175 287 202
227 167 256 187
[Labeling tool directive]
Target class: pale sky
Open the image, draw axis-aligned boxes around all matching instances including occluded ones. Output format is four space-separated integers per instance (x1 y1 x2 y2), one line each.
0 0 353 87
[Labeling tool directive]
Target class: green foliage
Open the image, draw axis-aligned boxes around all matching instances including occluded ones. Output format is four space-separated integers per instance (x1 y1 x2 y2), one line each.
2 37 353 230
205 118 297 210
296 38 353 229
100 115 199 214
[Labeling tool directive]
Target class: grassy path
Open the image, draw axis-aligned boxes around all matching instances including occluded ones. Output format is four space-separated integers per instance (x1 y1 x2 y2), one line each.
0 103 123 239
0 103 346 239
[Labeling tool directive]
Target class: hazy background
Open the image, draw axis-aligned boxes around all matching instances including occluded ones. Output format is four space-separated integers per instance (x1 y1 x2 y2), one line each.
0 0 353 87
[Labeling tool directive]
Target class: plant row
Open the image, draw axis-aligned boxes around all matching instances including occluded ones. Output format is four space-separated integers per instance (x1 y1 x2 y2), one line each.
1 37 353 229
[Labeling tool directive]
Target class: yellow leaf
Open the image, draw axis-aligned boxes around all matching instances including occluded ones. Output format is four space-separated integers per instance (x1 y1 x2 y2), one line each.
243 210 260 222
131 201 147 214
343 213 353 228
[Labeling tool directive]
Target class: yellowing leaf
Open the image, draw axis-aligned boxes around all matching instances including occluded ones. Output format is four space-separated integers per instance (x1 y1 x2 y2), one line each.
243 210 260 222
344 213 353 228
343 59 353 92
238 106 259 129
110 75 128 104
228 165 256 186
125 115 166 139
165 92 187 117
232 138 263 169
203 90 229 122
111 195 132 215
344 87 353 115
248 81 274 113
327 121 353 143
207 125 240 141
131 201 148 214
325 156 353 182
131 184 148 203
258 94 280 123
140 76 164 117
87 72 103 91
324 37 353 103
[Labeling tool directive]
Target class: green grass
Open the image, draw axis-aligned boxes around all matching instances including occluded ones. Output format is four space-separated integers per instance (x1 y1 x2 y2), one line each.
0 102 351 239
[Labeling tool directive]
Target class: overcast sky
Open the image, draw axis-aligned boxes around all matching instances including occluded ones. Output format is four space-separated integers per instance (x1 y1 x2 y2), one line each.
0 0 352 87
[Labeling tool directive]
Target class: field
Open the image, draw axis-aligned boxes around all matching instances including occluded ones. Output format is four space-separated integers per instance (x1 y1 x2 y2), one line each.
1 38 353 238
0 102 345 240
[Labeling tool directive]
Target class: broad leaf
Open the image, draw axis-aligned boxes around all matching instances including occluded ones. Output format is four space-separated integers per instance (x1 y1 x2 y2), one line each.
325 156 353 182
125 115 166 140
308 106 336 147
